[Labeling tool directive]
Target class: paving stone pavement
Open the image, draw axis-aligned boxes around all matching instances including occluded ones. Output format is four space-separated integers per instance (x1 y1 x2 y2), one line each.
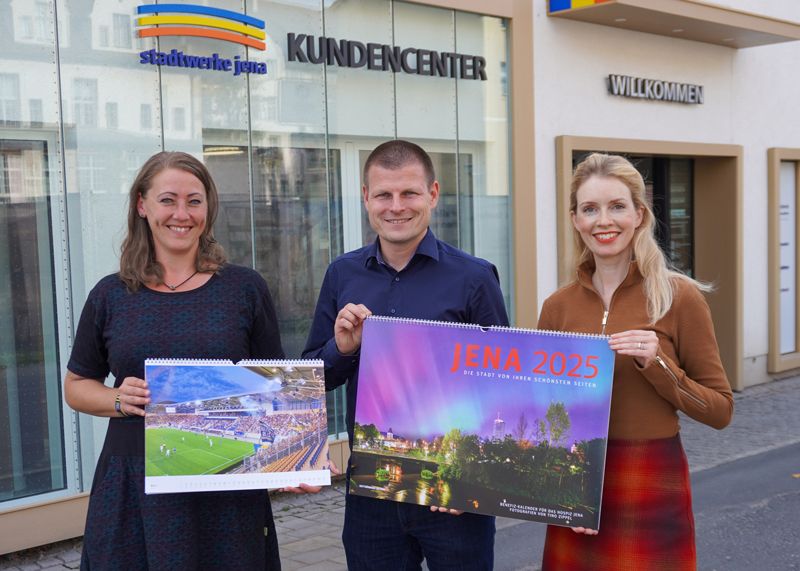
679 375 800 472
2 375 798 571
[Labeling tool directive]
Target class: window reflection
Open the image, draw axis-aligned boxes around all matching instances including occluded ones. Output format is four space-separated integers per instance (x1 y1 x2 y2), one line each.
203 144 343 359
14 1 50 45
0 0 514 507
0 74 21 123
72 78 98 127
0 139 64 501
204 147 252 266
456 12 512 310
253 146 342 356
668 159 694 276
205 143 345 437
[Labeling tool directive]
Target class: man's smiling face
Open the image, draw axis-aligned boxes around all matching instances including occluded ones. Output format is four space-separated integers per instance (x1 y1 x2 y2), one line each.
362 161 439 253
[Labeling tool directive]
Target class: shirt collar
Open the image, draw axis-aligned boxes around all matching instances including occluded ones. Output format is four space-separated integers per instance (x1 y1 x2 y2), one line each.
364 228 440 267
576 259 643 292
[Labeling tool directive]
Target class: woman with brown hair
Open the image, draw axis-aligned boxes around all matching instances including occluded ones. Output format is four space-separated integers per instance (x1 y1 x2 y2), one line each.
64 151 285 569
538 153 733 570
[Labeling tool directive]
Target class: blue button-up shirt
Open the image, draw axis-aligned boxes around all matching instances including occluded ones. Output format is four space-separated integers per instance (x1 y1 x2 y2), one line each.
302 229 509 441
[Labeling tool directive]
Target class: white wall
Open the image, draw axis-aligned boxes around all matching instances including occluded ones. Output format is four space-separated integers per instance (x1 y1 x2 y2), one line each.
532 2 800 382
711 0 800 22
732 38 800 367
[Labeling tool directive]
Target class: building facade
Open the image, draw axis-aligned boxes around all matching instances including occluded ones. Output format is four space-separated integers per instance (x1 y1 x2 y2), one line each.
1 0 799 553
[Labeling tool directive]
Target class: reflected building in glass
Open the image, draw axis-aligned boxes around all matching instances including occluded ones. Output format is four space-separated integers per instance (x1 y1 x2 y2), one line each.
0 0 513 549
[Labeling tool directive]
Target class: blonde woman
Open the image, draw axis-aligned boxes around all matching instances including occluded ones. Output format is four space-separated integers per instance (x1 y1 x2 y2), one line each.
538 153 733 570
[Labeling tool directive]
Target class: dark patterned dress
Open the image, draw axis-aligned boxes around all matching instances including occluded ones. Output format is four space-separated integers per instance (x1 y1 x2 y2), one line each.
68 264 283 570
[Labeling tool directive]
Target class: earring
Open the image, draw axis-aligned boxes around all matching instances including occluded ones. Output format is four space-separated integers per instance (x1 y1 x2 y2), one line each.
139 212 146 218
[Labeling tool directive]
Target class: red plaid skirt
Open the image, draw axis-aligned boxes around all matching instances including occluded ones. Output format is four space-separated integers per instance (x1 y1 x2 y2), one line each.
542 435 695 571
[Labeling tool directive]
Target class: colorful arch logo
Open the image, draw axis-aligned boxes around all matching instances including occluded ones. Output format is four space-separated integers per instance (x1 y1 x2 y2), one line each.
549 0 610 12
136 4 266 51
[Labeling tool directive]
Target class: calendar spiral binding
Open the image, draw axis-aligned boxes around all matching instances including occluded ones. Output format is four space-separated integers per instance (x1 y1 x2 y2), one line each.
145 358 324 367
366 315 609 340
238 359 323 368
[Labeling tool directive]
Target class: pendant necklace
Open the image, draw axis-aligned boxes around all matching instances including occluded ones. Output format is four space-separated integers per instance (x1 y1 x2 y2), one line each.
164 270 198 291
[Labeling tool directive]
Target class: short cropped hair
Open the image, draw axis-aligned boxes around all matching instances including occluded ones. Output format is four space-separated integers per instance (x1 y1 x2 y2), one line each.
362 139 436 188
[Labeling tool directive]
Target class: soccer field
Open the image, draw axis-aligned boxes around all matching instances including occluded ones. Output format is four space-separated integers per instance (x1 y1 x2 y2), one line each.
145 428 255 476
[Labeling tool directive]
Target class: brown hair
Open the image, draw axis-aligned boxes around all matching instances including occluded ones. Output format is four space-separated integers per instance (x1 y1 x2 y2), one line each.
119 151 226 291
362 139 436 188
569 153 710 322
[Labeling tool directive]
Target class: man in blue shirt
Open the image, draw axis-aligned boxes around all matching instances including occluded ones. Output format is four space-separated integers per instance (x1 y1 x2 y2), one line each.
303 140 508 570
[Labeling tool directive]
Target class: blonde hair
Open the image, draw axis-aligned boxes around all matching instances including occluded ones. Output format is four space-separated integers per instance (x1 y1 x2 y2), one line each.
119 151 226 292
569 153 710 323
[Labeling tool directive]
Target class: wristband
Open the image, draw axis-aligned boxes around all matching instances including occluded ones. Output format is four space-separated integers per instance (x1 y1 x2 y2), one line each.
114 394 128 417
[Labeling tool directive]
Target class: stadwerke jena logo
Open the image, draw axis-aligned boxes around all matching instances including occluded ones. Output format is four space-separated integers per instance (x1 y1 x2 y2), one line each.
136 3 266 51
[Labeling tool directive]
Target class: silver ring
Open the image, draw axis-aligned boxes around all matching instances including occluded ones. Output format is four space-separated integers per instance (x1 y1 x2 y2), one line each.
638 342 644 350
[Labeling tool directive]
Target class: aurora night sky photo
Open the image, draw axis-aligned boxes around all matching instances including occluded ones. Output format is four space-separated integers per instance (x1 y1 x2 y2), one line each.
349 317 616 526
355 317 615 444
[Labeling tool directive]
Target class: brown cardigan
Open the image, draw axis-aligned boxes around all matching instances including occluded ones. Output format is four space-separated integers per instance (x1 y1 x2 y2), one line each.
537 262 734 440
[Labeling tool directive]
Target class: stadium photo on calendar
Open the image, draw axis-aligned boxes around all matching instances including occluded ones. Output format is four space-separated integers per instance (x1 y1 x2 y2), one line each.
144 361 329 481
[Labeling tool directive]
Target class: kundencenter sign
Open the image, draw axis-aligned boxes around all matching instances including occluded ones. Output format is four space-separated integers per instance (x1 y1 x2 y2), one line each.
133 3 489 82
288 33 488 81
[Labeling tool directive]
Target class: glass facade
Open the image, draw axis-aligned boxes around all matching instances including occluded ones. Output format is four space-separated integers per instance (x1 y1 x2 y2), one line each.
0 0 512 509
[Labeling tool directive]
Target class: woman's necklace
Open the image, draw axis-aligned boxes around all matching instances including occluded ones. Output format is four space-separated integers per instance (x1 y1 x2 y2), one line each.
164 270 198 291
